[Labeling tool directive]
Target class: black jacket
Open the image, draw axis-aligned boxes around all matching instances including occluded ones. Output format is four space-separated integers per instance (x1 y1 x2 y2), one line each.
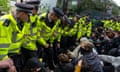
54 62 74 72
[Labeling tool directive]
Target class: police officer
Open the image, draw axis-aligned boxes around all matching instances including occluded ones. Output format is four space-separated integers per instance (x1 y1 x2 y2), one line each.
59 15 73 53
20 0 40 60
0 20 15 72
18 1 48 72
0 3 34 72
25 0 47 60
39 7 64 70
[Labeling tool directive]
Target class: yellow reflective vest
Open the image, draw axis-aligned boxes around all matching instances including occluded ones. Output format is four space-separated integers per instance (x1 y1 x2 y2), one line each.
39 13 61 43
0 22 11 60
22 15 47 51
0 13 26 60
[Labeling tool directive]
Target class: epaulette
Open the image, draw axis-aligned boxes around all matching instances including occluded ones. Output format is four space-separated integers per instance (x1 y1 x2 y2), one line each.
2 19 11 27
39 16 46 21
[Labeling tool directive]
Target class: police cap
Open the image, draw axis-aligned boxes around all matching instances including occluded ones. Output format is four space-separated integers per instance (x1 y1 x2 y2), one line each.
15 3 34 13
63 15 71 24
26 0 40 6
52 7 64 18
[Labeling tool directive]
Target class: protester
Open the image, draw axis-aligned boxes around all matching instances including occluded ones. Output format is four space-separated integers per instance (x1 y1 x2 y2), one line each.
76 41 103 72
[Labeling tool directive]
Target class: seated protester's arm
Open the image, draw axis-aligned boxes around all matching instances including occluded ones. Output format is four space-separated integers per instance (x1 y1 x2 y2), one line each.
70 45 81 58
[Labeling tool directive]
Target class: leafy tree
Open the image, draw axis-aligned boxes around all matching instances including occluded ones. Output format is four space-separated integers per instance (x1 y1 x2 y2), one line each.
70 0 120 15
0 0 10 13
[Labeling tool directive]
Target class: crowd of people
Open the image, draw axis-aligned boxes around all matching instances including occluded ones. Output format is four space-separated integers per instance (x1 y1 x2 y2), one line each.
0 0 120 72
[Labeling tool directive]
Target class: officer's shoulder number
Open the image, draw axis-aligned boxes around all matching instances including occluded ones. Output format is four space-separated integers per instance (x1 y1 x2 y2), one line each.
2 19 11 27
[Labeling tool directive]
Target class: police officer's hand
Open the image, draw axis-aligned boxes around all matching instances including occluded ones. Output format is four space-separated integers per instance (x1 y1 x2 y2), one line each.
7 58 17 72
8 65 17 72
45 43 49 48
57 43 60 48
0 60 10 68
8 58 14 66
50 43 53 48
53 32 57 36
0 58 14 68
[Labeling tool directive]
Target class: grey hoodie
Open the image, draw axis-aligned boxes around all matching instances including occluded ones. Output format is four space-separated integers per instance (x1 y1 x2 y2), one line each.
83 52 103 72
99 55 120 72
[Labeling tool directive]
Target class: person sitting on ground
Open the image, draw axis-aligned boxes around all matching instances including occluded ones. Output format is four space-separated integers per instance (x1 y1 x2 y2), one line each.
54 53 74 72
75 41 103 72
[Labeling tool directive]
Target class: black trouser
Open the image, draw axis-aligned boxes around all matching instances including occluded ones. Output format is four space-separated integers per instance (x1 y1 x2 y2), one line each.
44 47 55 70
36 41 55 70
9 54 24 72
60 36 68 53
21 47 37 60
0 68 8 72
20 48 40 71
103 62 115 72
42 40 55 70
67 35 76 51
36 42 45 58
53 40 59 65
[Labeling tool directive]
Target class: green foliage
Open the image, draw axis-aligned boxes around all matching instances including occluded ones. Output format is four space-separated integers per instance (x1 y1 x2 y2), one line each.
75 0 120 15
0 0 10 13
111 3 120 15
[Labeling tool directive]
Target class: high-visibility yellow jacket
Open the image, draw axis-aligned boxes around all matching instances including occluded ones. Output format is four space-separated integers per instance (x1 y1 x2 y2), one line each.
22 14 47 51
39 13 61 43
0 21 11 60
0 13 27 60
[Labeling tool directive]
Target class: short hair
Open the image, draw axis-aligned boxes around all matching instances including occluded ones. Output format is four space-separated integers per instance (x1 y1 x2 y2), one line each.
58 53 69 63
80 41 94 52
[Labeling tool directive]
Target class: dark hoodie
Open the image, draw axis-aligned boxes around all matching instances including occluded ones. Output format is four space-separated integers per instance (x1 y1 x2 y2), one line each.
83 52 103 72
54 62 74 72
